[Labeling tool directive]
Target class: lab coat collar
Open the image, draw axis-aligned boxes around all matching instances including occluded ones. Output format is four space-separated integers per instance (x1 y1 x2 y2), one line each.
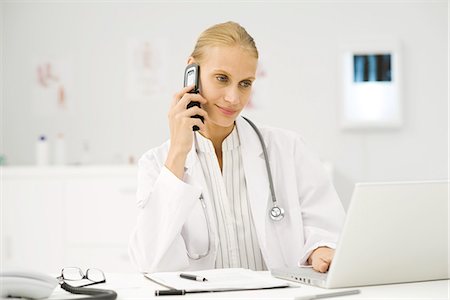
236 116 264 156
236 116 270 254
184 118 263 172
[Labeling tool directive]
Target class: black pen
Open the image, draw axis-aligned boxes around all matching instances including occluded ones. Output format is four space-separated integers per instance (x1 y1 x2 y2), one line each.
179 273 208 282
155 289 186 296
154 289 213 296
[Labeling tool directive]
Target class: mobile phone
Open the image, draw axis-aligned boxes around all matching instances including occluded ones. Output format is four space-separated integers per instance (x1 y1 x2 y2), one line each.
184 63 204 131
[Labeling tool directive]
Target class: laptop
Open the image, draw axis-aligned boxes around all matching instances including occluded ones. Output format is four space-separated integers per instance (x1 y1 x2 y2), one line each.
271 180 449 288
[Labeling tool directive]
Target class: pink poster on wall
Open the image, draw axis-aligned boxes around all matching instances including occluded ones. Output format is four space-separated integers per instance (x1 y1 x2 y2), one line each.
126 38 169 100
31 58 73 116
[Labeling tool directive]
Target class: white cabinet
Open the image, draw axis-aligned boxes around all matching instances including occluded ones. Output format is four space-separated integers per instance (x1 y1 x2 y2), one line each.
1 166 138 273
2 177 65 272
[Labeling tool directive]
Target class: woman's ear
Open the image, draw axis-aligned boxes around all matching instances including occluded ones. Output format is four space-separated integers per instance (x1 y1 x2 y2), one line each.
187 57 195 64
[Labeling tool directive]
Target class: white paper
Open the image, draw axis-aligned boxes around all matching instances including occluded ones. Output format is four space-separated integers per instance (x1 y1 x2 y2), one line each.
145 268 289 292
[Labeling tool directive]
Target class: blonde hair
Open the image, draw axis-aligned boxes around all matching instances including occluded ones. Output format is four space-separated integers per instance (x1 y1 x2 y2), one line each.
190 21 258 63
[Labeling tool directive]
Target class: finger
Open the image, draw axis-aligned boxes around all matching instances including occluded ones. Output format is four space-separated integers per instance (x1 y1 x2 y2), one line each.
320 256 332 264
176 94 207 110
191 118 206 131
172 112 204 132
174 84 196 100
313 260 330 273
170 85 195 108
319 261 330 273
184 105 208 119
173 85 207 105
311 255 331 272
172 107 208 127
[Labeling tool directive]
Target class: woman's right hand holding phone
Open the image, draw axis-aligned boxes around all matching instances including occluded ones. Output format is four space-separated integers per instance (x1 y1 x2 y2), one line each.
165 84 208 179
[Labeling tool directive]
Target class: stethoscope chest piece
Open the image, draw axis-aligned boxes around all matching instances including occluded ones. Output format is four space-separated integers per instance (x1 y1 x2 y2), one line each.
269 205 285 221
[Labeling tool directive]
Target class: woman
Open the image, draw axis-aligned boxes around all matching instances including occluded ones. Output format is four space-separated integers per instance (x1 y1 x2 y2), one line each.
129 21 345 274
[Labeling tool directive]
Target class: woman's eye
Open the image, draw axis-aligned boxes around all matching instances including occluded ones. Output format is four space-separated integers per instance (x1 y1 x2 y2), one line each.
216 75 228 82
240 81 252 88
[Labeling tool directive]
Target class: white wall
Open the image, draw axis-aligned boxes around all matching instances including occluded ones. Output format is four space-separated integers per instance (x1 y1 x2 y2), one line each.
1 1 448 207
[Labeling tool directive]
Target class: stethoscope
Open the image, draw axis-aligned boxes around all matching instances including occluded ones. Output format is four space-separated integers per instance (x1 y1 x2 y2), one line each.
242 116 285 222
187 116 284 260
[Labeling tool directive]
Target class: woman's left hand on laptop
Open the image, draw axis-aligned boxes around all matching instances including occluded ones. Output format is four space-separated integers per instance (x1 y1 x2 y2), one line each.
307 247 335 273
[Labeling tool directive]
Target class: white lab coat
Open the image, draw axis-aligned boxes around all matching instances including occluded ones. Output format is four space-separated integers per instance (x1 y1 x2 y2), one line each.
129 116 345 273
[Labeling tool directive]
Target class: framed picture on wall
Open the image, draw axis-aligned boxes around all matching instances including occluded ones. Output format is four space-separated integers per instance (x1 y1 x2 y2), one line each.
339 38 401 129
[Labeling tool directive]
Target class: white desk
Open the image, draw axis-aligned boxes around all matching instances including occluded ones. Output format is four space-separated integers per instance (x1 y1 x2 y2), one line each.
49 272 449 299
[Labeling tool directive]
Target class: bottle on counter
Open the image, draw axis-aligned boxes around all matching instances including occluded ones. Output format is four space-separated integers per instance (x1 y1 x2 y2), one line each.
35 135 49 166
54 133 66 165
80 140 91 165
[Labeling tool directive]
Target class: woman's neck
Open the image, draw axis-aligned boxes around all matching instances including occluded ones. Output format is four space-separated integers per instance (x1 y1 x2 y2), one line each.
200 121 235 169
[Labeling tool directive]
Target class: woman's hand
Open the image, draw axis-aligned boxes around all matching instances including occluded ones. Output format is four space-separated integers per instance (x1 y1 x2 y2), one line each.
165 85 208 179
307 247 335 273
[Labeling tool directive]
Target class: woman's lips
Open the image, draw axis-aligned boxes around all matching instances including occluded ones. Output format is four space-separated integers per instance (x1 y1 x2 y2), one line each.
217 105 237 116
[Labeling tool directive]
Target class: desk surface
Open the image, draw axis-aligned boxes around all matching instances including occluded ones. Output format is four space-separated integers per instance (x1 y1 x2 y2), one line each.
49 272 450 300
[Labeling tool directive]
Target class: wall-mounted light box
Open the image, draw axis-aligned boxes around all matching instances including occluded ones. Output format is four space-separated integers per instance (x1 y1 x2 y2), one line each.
339 39 401 129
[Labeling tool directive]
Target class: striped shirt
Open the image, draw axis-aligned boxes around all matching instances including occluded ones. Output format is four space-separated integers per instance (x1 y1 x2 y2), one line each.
194 127 266 271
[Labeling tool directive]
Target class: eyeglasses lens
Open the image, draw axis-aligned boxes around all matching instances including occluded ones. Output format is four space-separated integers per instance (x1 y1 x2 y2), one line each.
86 269 105 282
62 267 84 281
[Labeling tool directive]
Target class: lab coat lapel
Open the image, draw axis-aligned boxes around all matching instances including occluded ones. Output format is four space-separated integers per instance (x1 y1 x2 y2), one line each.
183 140 219 251
236 117 270 249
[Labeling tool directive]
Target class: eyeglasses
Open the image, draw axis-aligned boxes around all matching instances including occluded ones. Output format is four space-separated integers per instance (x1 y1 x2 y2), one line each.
57 267 106 288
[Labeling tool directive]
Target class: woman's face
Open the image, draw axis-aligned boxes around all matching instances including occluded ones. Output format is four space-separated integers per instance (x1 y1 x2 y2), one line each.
194 45 258 129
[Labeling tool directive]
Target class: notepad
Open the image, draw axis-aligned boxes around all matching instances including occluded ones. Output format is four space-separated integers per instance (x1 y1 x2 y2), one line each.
145 268 290 292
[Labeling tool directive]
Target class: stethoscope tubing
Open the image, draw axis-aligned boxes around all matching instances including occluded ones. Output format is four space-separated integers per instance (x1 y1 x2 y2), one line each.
242 116 285 221
241 117 278 205
186 194 212 260
188 116 284 260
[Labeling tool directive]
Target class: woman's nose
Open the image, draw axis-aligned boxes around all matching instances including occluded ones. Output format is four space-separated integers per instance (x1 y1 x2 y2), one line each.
224 87 240 104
